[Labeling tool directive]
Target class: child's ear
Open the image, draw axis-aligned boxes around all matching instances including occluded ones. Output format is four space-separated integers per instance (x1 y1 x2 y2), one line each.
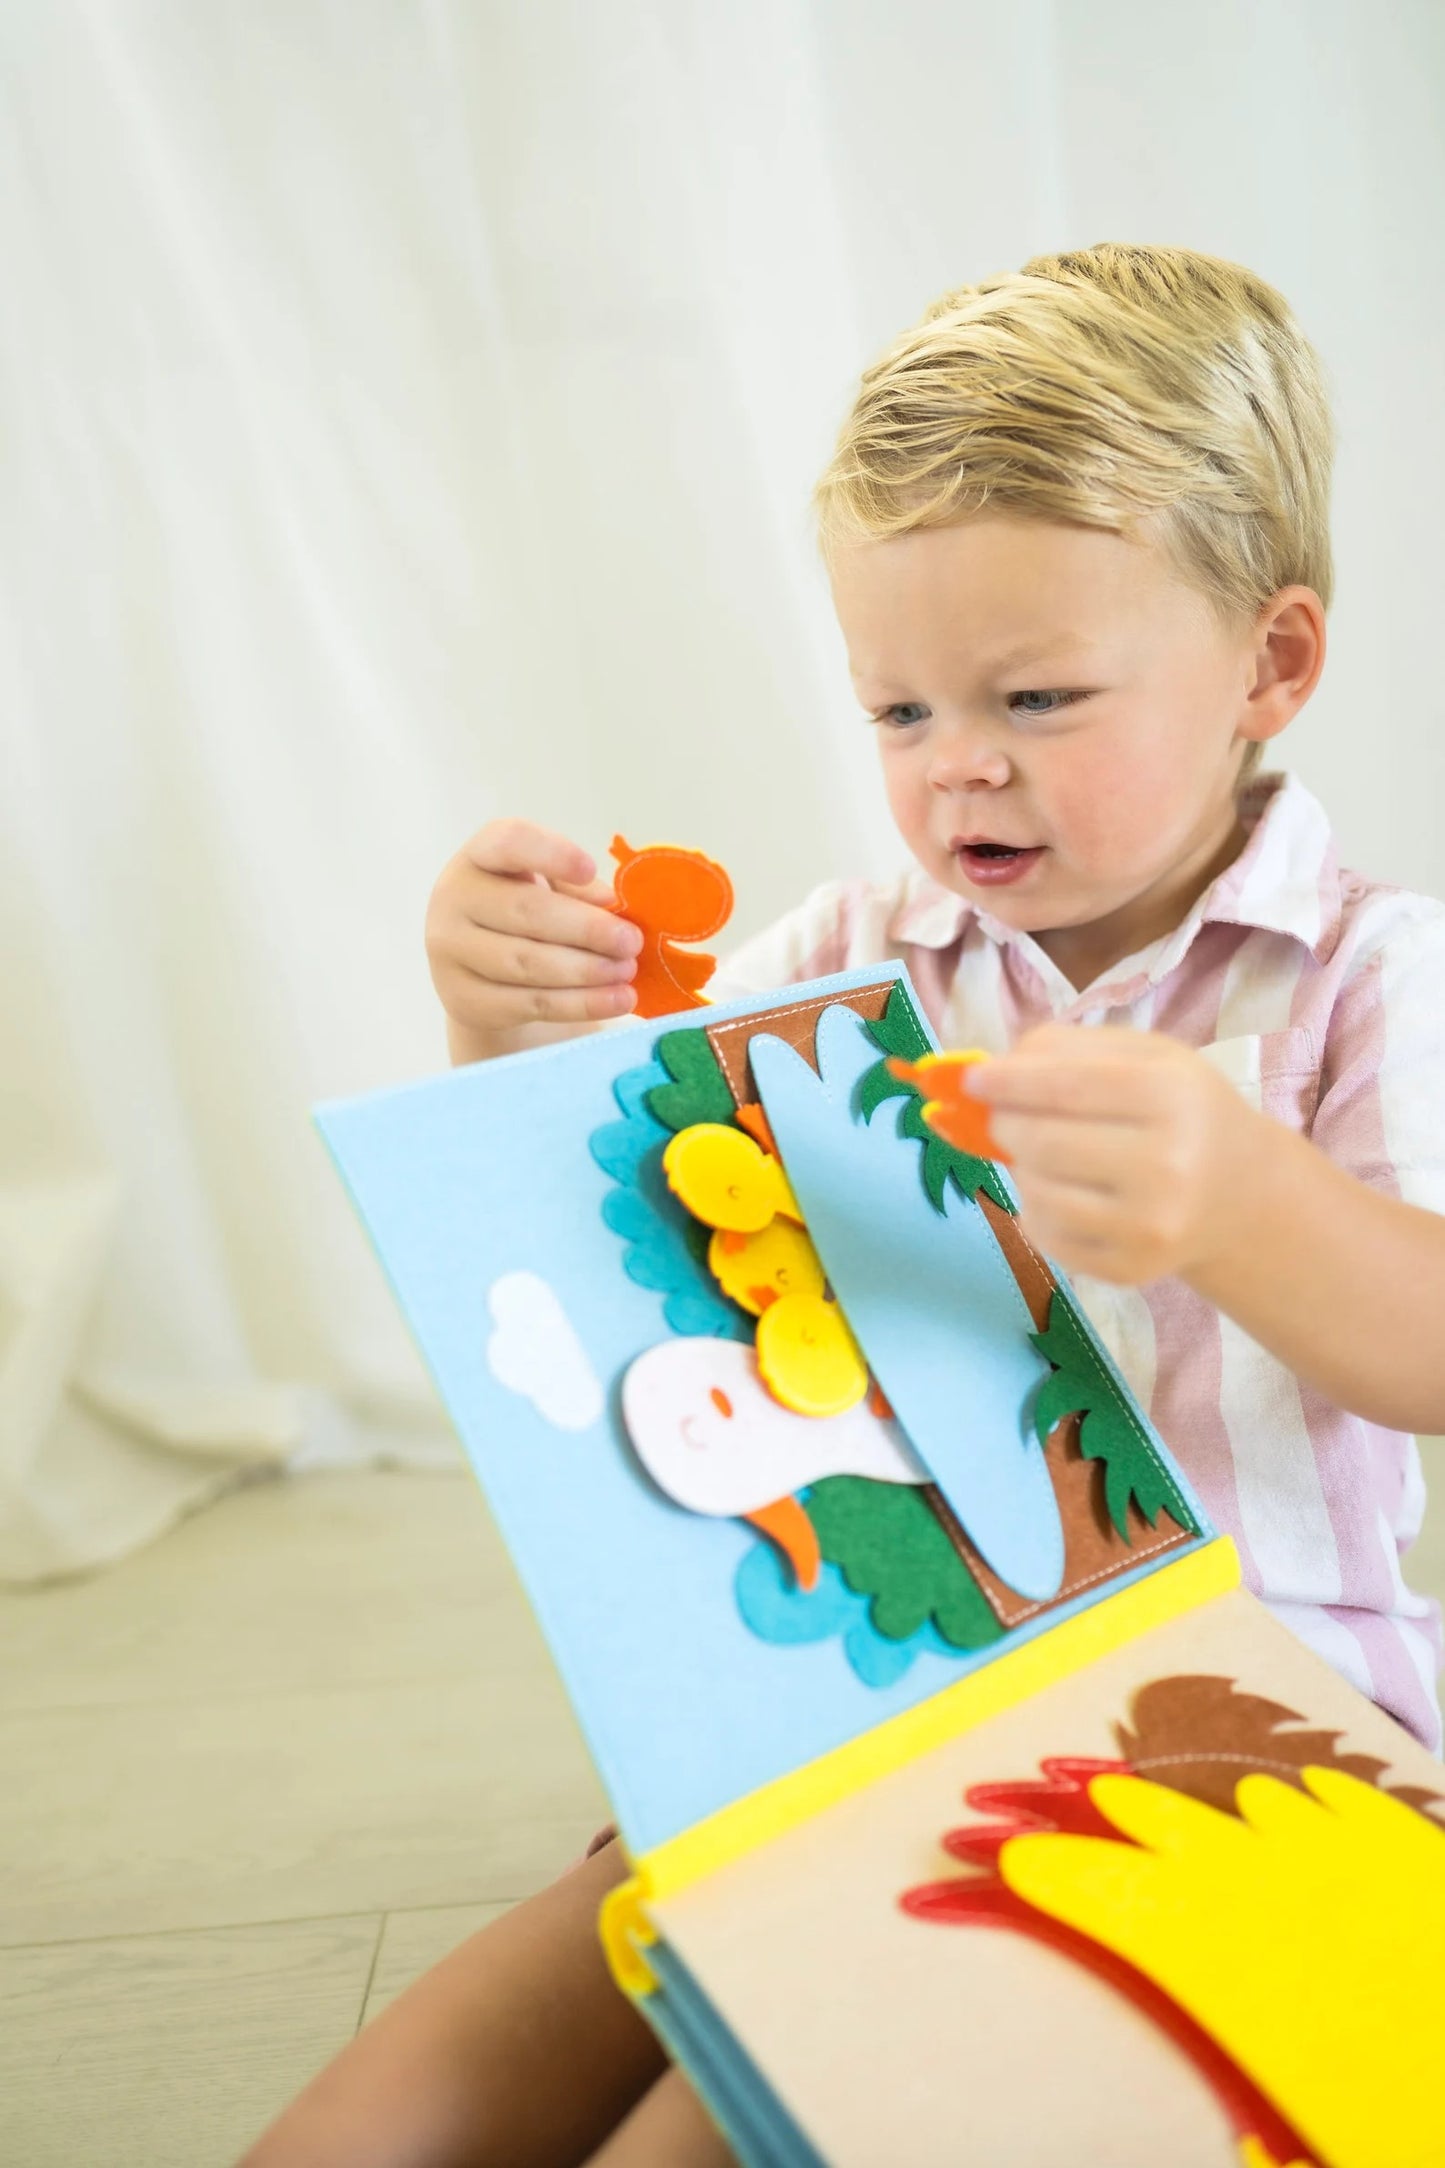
1240 585 1327 743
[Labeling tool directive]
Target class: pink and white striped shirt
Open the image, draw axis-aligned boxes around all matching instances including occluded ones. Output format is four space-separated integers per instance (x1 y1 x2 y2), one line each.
710 770 1445 1751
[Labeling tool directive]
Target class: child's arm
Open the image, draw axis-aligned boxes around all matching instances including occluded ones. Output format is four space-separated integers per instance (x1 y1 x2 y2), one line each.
967 1023 1445 1436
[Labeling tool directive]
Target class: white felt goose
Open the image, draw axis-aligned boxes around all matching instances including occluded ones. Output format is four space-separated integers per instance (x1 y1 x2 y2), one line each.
620 1335 929 1589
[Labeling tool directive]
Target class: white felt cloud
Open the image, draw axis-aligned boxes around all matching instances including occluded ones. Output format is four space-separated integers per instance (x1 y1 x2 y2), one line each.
485 1270 603 1433
621 1335 928 1516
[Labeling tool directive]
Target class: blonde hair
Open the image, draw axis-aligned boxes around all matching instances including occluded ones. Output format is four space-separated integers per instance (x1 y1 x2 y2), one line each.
813 243 1335 777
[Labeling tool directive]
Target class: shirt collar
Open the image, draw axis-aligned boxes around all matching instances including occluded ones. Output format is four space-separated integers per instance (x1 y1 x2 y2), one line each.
887 769 1343 995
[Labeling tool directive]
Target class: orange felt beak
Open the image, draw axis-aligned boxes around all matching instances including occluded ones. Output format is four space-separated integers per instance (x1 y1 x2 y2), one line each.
743 1495 821 1591
885 1050 1011 1165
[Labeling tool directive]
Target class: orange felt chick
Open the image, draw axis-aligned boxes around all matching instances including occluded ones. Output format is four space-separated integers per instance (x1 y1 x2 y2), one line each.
885 1050 1011 1165
609 837 735 1018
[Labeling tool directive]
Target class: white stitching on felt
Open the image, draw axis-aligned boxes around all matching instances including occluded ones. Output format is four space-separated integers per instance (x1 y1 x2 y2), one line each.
1127 1750 1319 1774
710 988 891 1038
986 1525 1191 1625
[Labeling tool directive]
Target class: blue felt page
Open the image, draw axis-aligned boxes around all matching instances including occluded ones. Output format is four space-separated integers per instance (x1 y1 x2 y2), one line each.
315 963 1212 1857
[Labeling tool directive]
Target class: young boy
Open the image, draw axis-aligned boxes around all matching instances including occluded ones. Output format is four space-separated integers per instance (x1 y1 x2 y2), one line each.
245 243 1445 2167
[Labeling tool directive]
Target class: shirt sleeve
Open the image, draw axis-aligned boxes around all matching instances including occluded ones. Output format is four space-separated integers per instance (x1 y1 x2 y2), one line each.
1311 898 1445 1218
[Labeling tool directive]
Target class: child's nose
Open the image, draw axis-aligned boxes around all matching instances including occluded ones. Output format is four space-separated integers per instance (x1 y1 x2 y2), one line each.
926 724 1012 791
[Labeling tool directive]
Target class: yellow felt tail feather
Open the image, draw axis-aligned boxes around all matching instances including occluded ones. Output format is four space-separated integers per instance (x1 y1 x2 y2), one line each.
1001 1765 1445 2168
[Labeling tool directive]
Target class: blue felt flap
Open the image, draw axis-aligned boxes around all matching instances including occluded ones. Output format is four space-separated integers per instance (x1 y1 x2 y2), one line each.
750 1005 1067 1602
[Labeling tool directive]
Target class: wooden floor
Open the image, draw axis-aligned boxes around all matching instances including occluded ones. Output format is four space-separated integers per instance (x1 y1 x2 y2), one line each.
3 1459 1443 2166
0 1468 609 2167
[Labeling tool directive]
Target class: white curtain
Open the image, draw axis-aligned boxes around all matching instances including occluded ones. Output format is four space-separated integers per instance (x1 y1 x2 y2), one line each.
4 0 1443 1578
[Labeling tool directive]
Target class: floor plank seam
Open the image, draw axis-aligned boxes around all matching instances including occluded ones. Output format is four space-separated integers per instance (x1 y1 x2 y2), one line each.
354 1915 388 2034
0 1896 540 1958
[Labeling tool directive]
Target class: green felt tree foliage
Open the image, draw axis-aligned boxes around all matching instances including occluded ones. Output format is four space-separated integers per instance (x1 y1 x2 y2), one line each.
646 1028 736 1132
803 1476 1003 1649
1029 1292 1199 1540
858 984 1015 1215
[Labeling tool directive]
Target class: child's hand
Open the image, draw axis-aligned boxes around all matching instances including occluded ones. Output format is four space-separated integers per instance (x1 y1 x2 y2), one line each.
964 1023 1259 1286
425 820 643 1062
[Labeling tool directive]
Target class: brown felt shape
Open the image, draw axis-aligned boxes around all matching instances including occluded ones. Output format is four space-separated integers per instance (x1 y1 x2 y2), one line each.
705 979 896 1107
1114 1673 1445 1819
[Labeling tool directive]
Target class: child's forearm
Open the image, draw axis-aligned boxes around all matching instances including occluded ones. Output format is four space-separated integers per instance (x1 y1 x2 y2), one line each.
1185 1113 1445 1434
447 1014 604 1065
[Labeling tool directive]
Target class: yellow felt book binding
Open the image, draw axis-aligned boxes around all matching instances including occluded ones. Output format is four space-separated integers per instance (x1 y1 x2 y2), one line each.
600 1535 1240 1998
598 1875 660 1997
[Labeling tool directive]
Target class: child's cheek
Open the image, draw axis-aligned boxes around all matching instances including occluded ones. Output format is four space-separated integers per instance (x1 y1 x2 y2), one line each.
1041 739 1166 876
879 742 935 857
1028 741 1115 862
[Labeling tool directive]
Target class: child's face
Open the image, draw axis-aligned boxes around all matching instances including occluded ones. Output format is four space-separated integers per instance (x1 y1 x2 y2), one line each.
830 515 1281 985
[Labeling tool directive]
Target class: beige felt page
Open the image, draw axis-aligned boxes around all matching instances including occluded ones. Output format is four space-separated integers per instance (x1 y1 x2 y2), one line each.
649 1589 1437 2168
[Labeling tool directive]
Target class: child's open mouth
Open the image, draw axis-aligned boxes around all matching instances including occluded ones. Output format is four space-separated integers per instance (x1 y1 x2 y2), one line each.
953 841 1045 887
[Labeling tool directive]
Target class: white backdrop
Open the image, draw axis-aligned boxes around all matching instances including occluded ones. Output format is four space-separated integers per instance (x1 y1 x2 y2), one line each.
4 0 1443 1576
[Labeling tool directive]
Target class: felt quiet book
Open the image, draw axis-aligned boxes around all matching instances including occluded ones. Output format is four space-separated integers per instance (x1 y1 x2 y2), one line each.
316 961 1444 2168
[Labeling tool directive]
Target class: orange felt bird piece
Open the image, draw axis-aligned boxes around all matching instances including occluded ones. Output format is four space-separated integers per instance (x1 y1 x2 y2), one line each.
609 837 735 1018
885 1050 1011 1165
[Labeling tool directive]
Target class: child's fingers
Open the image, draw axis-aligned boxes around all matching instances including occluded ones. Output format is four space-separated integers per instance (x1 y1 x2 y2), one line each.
1011 1191 1121 1276
989 1111 1141 1191
435 955 637 1031
553 872 621 912
455 925 638 993
465 818 597 890
467 869 643 961
965 1057 1165 1123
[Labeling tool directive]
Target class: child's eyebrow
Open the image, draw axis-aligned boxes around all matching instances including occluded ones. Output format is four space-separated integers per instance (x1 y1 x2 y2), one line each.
984 632 1094 670
852 633 1097 695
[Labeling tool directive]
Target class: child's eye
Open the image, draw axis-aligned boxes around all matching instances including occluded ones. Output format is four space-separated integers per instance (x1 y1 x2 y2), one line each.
1008 689 1087 718
872 691 1090 729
